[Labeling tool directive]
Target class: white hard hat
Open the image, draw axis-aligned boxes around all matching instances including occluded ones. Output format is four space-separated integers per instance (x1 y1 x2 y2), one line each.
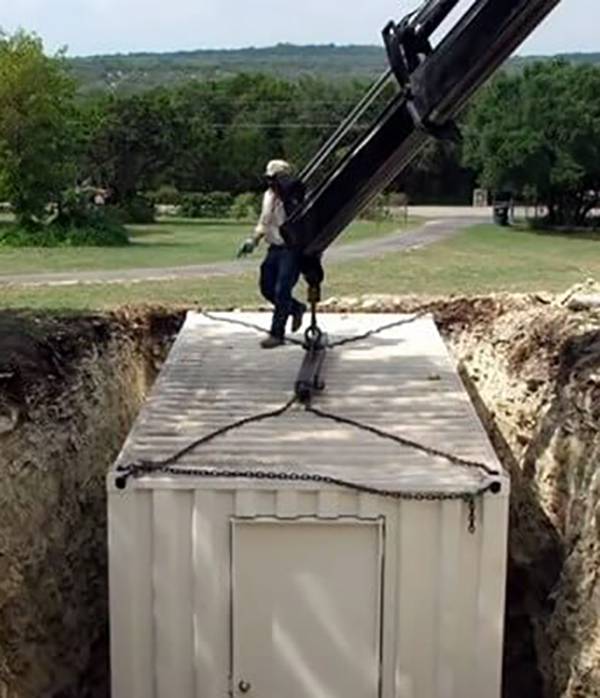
265 159 292 177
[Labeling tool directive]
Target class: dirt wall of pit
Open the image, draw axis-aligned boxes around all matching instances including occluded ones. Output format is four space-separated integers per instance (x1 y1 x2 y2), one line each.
446 295 600 698
0 310 183 698
322 290 600 698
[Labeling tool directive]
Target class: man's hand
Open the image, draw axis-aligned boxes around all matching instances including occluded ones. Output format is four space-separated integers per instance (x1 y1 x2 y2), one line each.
237 237 258 258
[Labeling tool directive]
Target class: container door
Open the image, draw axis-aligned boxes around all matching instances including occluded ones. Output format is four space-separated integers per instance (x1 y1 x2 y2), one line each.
231 519 383 698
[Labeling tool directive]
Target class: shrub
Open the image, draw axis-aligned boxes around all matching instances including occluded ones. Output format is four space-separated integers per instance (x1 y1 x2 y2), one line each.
0 219 129 247
110 196 156 224
148 185 181 206
179 194 202 218
0 189 129 247
231 192 261 220
62 222 129 246
180 192 235 218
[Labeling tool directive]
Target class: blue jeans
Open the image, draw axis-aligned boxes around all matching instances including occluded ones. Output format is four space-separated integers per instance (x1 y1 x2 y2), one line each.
260 245 305 338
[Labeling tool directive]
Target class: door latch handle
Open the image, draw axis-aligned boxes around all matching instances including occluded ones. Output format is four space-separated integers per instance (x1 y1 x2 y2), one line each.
238 680 251 693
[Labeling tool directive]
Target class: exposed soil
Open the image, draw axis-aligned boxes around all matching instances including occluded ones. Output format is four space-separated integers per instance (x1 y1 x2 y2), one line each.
322 284 600 698
0 308 184 698
0 287 599 697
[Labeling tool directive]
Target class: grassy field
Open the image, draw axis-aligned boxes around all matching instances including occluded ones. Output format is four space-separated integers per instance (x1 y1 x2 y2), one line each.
1 224 598 311
0 217 410 276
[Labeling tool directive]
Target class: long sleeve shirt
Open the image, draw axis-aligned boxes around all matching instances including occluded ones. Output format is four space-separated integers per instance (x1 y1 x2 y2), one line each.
255 188 286 246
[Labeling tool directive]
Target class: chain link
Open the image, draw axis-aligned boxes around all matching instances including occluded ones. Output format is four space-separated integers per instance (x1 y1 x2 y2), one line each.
116 396 502 533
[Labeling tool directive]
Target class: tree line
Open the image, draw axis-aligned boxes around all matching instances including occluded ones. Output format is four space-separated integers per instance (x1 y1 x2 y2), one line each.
69 45 600 97
69 44 388 95
1 29 599 237
464 60 600 226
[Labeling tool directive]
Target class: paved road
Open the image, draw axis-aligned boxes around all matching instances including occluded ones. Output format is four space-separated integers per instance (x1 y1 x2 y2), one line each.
0 217 482 288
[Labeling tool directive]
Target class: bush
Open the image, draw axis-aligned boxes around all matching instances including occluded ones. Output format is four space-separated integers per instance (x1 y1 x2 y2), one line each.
110 196 156 224
0 219 129 247
0 192 130 247
231 192 261 220
180 192 235 218
179 194 201 218
147 185 181 206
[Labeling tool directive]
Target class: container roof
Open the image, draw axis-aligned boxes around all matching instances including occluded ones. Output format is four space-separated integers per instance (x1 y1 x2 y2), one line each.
113 312 506 494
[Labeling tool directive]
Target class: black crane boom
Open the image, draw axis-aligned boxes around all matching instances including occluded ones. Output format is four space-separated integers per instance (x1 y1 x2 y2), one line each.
283 0 561 259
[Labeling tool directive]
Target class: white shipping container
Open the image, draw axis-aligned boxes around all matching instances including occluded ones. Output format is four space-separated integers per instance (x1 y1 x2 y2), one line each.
108 312 510 698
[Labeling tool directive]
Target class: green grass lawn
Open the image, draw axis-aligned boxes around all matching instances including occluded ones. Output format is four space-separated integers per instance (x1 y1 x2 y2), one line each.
1 224 598 311
331 223 600 296
0 217 413 277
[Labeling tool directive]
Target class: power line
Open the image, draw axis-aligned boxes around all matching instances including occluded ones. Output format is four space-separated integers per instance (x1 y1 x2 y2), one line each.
203 123 368 129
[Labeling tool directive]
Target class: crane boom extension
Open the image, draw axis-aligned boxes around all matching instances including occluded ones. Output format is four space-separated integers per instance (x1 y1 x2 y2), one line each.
283 0 561 258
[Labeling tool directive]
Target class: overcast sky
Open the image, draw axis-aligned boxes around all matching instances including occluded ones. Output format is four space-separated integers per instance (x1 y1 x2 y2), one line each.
0 0 594 57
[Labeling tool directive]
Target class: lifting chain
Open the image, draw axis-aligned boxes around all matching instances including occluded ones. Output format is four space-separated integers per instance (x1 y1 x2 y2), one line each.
117 459 492 534
116 391 503 533
116 307 504 533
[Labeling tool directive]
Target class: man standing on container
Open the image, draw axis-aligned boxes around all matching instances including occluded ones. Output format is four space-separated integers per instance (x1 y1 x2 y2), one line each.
238 160 306 349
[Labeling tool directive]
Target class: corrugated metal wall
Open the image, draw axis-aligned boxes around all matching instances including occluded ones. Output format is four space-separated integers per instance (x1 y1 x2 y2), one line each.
109 485 508 698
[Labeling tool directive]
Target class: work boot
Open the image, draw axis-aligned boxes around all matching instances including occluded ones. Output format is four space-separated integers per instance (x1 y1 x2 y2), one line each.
260 335 284 349
291 304 306 333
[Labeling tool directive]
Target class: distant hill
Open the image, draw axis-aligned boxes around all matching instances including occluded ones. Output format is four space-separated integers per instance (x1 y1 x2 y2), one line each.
510 52 600 71
67 44 600 94
68 44 388 94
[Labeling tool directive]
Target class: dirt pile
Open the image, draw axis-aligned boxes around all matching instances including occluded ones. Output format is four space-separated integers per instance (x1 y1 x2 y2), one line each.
0 309 183 698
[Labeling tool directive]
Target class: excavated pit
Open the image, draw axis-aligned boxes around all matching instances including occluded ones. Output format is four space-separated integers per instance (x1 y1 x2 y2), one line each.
0 289 598 698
